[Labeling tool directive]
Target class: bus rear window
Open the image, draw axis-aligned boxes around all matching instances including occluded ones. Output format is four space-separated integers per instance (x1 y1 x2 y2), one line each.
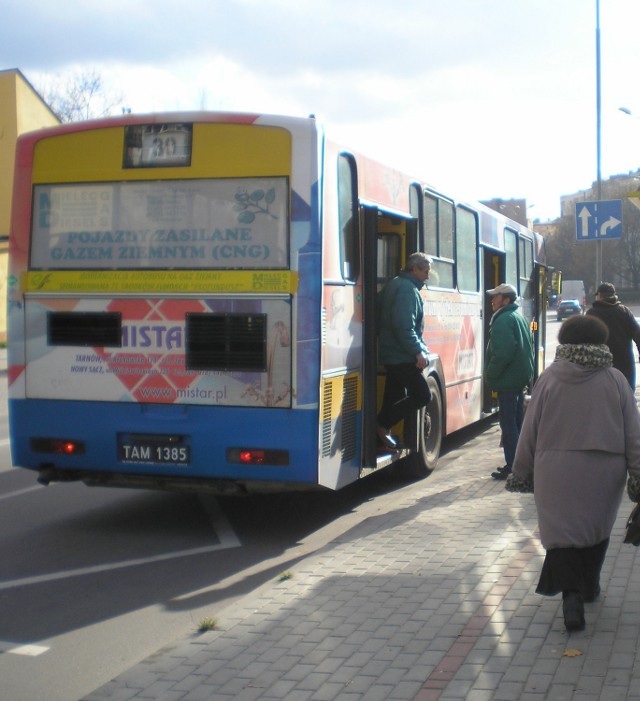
30 177 289 270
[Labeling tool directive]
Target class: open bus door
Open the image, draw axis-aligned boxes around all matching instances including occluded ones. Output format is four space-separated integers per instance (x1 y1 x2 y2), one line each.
362 205 413 469
482 249 504 414
481 249 546 403
361 205 436 476
532 263 547 384
361 205 380 469
549 269 561 310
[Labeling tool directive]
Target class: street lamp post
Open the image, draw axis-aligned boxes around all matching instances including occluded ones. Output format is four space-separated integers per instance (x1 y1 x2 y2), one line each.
595 0 602 288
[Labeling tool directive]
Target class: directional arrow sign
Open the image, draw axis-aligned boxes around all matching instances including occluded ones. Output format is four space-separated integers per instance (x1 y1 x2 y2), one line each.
575 200 623 240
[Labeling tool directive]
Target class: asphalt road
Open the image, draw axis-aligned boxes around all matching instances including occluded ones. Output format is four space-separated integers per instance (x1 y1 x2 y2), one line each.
0 396 418 701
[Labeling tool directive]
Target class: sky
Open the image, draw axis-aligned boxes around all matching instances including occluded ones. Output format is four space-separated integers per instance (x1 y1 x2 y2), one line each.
2 0 640 223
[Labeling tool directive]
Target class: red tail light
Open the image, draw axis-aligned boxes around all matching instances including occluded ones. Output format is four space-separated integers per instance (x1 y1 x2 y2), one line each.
31 438 86 455
227 448 289 466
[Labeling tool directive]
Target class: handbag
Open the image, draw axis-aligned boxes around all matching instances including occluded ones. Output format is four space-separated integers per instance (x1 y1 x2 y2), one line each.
624 503 640 545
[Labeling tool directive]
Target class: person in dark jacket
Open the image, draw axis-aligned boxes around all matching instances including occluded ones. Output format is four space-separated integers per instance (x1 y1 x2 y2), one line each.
376 252 432 450
485 283 535 480
586 282 640 389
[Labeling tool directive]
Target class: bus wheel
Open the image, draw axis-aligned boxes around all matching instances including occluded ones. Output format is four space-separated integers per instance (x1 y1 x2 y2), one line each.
401 376 443 478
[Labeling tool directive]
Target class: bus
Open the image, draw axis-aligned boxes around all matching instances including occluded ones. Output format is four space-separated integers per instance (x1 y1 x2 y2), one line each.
7 111 547 494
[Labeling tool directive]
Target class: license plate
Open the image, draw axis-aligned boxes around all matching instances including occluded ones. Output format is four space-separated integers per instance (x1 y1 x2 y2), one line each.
118 434 190 466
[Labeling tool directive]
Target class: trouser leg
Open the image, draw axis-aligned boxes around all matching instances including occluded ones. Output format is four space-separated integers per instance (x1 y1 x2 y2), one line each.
498 390 523 469
377 363 431 430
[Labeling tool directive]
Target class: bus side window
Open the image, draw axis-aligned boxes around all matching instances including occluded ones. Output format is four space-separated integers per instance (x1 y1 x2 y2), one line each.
424 194 437 256
377 233 402 287
439 202 454 260
504 228 518 290
520 236 535 297
338 153 360 283
456 206 478 292
424 193 454 289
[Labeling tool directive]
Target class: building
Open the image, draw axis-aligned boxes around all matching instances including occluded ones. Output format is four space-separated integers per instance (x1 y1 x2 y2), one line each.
0 68 60 342
480 198 529 227
533 219 559 240
560 168 640 217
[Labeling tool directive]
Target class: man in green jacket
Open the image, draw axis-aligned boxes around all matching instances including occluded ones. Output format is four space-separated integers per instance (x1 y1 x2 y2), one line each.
376 252 432 450
485 283 534 480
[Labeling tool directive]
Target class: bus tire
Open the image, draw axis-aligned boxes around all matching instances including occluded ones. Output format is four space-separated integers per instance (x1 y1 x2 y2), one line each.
401 375 443 478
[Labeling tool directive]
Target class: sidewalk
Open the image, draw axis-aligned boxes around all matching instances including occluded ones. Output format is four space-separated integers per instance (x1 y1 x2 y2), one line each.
80 415 640 701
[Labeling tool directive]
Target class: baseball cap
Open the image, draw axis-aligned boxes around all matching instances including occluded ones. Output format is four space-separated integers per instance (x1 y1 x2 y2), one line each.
486 283 517 297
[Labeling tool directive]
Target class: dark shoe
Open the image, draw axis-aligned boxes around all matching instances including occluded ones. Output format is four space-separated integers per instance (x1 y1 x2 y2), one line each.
491 465 511 480
376 425 397 450
563 591 585 632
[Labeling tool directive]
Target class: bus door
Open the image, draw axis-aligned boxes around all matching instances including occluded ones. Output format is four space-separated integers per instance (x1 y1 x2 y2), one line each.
482 248 504 414
361 205 418 469
532 263 547 383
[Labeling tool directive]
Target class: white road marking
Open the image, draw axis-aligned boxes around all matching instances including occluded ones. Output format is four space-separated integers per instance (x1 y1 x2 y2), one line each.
6 644 50 657
0 496 241 591
0 543 236 591
0 485 43 502
198 495 241 547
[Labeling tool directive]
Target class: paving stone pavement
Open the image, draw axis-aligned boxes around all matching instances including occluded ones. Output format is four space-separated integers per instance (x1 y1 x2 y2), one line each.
79 401 640 701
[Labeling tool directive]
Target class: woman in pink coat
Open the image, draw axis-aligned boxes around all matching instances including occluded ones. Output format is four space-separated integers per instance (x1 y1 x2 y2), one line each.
507 314 640 632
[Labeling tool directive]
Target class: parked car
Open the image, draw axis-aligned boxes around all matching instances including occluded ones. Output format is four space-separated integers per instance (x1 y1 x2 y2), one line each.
557 299 583 321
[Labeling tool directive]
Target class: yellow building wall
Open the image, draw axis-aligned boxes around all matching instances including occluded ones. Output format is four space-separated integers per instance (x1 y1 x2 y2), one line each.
0 69 59 343
0 72 19 242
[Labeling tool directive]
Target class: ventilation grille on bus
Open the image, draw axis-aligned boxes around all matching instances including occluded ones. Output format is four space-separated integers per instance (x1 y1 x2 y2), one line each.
47 312 122 347
321 375 357 462
341 375 357 462
186 313 267 372
321 382 333 458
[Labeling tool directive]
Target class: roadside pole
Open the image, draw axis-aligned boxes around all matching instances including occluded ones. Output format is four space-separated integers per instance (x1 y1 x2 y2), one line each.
595 0 602 288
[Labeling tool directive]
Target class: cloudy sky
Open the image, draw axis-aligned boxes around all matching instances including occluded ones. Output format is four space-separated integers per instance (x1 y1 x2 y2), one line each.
3 0 640 222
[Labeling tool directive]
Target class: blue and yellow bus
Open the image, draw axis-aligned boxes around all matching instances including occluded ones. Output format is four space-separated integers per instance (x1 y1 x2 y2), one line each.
8 111 546 493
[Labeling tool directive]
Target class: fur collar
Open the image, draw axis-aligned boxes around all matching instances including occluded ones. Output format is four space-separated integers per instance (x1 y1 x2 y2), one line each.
555 343 613 368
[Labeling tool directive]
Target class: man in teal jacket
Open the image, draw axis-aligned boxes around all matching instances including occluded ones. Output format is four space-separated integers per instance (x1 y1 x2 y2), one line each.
485 283 534 479
376 252 432 450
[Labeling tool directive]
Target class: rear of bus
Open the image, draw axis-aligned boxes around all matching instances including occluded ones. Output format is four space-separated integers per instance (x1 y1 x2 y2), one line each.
8 113 324 493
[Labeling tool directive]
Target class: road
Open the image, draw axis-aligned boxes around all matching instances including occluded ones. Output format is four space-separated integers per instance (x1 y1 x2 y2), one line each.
0 384 417 701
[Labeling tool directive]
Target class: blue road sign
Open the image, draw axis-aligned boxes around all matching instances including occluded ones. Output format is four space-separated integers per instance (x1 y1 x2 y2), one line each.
575 200 623 240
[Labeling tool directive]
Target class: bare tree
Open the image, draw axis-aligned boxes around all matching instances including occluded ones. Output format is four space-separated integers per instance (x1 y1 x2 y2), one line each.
611 200 640 290
38 69 124 123
546 177 640 294
544 214 596 290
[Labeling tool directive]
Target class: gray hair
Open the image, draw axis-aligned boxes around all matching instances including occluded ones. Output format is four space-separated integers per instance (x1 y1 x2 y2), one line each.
405 252 432 272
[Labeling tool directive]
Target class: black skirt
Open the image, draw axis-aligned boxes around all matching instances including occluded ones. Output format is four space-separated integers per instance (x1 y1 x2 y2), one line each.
536 538 609 600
